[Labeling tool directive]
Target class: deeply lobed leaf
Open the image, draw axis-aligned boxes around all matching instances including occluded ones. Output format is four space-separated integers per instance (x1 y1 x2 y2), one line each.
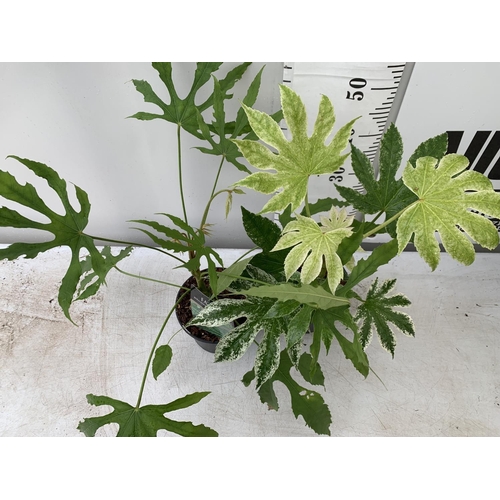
336 126 448 237
272 207 354 292
130 62 251 139
77 393 218 437
355 278 415 357
397 154 500 269
0 156 109 322
242 350 332 435
233 85 357 213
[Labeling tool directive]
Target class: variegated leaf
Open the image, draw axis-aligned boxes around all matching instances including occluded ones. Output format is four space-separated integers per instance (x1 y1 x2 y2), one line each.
189 296 288 387
272 207 354 292
355 278 414 357
398 154 500 270
232 85 357 213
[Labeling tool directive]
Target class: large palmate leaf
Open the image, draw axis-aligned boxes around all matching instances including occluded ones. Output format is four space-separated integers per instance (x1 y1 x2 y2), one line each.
336 126 448 236
355 278 414 357
271 207 354 293
0 156 107 322
397 154 500 269
77 393 218 437
130 62 251 139
232 85 357 213
242 350 332 435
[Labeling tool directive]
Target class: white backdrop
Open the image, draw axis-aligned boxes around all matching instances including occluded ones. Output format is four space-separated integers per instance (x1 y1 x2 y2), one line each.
0 62 283 247
1 62 500 248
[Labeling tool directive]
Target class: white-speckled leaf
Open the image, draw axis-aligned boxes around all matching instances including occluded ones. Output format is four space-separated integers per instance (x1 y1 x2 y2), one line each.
232 85 358 213
397 154 500 270
355 278 414 357
254 318 285 388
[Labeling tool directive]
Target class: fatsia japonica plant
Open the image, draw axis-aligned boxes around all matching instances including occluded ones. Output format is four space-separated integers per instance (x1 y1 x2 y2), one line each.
0 62 283 437
190 84 500 435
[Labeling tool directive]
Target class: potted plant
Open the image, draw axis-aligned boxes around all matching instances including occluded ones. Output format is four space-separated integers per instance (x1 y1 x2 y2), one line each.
1 64 499 437
189 83 500 435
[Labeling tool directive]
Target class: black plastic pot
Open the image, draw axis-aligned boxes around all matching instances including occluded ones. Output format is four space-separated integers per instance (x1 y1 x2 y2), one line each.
174 275 220 353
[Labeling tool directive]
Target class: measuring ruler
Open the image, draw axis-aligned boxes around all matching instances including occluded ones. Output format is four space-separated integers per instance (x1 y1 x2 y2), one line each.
281 62 414 210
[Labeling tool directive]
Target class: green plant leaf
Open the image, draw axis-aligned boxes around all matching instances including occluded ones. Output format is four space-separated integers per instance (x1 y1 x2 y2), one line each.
355 278 415 357
272 207 354 292
77 393 217 437
0 156 107 322
241 206 282 253
336 124 418 236
232 85 357 213
243 282 349 310
397 154 500 270
152 344 173 380
313 307 369 377
241 206 289 279
242 350 332 435
195 77 250 173
131 214 223 292
77 246 133 300
215 256 253 296
336 220 365 266
339 239 399 295
130 62 251 139
302 196 351 216
408 132 448 166
286 304 313 348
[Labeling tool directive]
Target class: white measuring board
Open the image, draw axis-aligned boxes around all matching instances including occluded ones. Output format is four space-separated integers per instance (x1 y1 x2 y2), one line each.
280 62 500 245
281 62 411 208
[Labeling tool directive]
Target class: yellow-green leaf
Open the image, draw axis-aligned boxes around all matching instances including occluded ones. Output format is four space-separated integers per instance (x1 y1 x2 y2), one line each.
272 207 354 292
397 154 500 270
232 85 358 213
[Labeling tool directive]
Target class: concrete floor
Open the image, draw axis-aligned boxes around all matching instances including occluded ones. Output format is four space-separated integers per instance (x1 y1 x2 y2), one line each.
1 245 499 436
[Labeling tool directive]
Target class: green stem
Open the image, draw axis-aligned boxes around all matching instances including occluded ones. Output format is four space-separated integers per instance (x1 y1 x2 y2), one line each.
304 192 311 217
210 156 226 201
135 289 190 408
177 124 189 226
114 266 190 289
199 188 232 232
369 210 385 226
85 234 187 264
363 203 416 239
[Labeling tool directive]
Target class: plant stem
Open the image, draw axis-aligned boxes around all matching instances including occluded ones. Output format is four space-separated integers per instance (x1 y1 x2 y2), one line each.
210 156 226 201
199 188 230 232
85 234 187 265
114 266 190 289
363 203 417 239
177 124 189 226
135 290 190 408
304 192 311 217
